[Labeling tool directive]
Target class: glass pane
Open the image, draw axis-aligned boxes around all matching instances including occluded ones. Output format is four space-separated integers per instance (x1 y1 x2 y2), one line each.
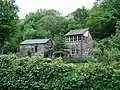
67 37 69 42
70 36 73 41
72 48 75 54
74 36 77 41
78 35 81 40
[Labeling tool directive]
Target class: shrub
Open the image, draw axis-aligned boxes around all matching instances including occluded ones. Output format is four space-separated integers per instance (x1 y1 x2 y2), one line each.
64 56 95 63
0 55 120 90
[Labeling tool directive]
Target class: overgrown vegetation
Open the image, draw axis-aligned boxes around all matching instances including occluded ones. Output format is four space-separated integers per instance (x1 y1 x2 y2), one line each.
1 0 120 57
0 55 120 90
1 0 120 89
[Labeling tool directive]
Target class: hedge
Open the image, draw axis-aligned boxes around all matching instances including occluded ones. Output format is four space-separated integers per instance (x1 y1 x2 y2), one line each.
0 55 120 90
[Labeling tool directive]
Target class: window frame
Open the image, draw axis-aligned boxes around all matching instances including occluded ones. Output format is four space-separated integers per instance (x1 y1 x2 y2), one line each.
74 35 77 41
78 35 81 41
65 37 69 42
70 36 73 42
71 48 76 55
83 36 87 43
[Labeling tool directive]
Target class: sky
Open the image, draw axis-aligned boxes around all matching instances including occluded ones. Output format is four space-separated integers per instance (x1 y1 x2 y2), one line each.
15 0 96 19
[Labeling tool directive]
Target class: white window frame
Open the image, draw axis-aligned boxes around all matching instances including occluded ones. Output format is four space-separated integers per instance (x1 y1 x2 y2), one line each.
78 35 81 41
74 35 77 41
70 36 73 42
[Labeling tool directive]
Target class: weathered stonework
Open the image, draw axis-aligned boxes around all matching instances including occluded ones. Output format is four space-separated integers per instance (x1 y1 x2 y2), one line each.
65 29 93 57
20 39 53 57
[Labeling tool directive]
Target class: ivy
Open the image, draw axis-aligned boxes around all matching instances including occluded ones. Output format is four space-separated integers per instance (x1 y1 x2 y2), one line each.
0 55 120 90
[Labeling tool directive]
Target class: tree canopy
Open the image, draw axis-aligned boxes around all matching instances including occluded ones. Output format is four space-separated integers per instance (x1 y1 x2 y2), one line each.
2 0 120 54
0 0 19 53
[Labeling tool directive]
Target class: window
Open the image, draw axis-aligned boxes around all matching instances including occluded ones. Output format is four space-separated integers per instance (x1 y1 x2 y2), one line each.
70 36 73 41
78 35 81 41
35 46 38 52
65 37 69 42
74 36 77 41
83 36 85 40
83 36 87 43
72 48 76 55
31 48 34 52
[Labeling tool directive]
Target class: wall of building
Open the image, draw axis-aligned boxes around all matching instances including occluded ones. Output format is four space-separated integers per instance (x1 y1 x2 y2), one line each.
20 44 45 57
65 32 92 57
20 41 53 57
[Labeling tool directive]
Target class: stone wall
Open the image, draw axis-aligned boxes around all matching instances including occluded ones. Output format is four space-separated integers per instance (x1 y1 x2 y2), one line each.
65 33 93 57
20 40 53 57
20 44 45 57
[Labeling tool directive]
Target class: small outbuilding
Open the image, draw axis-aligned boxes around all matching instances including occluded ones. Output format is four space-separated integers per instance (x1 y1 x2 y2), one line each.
65 28 93 57
20 39 53 57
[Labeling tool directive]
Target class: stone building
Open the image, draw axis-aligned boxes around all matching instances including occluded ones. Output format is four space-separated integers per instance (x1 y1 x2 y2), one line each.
20 39 53 57
65 28 93 57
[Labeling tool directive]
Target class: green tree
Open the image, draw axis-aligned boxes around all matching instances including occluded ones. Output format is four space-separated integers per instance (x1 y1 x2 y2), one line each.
0 0 19 53
19 9 68 40
18 9 69 54
67 6 89 29
112 21 120 49
86 0 120 39
72 6 88 23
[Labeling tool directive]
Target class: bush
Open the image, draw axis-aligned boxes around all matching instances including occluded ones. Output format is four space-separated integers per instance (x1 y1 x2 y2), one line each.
85 62 120 90
64 56 95 63
0 55 120 90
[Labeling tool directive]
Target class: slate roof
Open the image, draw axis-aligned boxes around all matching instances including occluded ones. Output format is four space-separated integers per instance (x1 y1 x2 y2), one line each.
65 28 89 36
20 39 50 45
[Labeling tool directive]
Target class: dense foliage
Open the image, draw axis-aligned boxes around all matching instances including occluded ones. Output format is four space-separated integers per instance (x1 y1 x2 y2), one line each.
0 0 19 54
0 0 116 55
0 55 120 90
1 0 120 89
1 0 120 55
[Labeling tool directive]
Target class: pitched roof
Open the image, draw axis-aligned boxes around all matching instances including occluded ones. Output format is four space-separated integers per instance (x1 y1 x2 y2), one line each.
65 28 89 36
20 39 50 45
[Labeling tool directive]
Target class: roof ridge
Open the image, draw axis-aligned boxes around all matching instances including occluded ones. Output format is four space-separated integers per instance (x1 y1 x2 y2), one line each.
20 38 50 45
65 28 89 36
71 28 89 31
25 38 50 40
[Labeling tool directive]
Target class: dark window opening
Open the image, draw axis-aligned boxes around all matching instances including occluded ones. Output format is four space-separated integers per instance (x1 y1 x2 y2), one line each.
78 35 81 41
31 48 34 52
35 46 38 52
70 36 73 41
83 36 87 43
72 48 76 55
